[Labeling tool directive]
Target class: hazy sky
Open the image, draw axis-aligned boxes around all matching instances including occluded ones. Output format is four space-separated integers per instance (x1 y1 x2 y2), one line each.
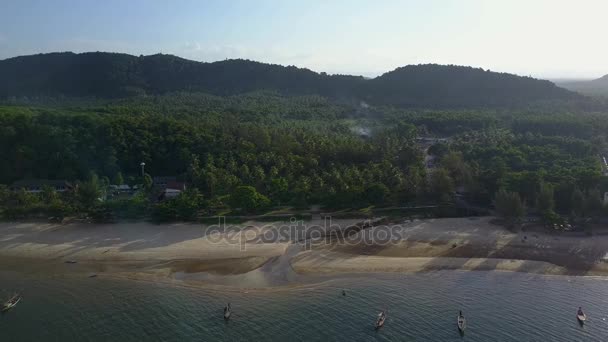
1 0 606 79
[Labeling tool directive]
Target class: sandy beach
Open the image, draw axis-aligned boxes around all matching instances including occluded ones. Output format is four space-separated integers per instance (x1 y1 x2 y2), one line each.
1 217 608 286
293 217 608 276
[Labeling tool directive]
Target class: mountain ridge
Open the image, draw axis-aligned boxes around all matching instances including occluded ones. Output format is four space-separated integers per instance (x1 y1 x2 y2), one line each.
557 73 608 97
0 51 584 108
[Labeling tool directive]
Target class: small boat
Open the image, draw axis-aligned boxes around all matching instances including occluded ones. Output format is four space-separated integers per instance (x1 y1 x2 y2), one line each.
342 289 346 296
577 307 586 324
224 303 232 320
1 293 21 313
375 310 387 330
457 311 466 332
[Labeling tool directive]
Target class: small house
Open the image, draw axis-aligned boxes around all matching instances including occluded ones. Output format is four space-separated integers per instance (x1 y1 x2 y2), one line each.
10 179 72 193
163 181 186 199
153 176 176 189
109 184 136 193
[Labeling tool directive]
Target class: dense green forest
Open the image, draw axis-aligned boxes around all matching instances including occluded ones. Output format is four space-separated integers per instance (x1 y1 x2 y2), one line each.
0 90 607 224
0 52 592 108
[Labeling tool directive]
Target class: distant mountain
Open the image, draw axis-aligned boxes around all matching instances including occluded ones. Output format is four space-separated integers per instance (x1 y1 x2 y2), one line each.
0 52 364 99
0 52 584 108
362 64 580 107
558 75 608 97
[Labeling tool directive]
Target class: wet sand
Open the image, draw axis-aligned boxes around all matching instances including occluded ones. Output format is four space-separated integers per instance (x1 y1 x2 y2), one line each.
0 220 289 277
1 217 608 287
293 217 608 276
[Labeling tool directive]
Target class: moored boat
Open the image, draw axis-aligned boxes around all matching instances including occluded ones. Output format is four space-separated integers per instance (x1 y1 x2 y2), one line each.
577 307 586 324
457 311 466 332
375 310 387 330
1 293 21 313
224 303 232 320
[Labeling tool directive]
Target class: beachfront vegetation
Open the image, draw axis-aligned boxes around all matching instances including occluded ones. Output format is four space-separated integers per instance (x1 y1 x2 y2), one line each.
494 189 526 226
0 91 607 226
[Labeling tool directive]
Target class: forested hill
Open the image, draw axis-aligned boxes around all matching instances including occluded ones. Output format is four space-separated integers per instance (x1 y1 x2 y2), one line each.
0 52 584 108
364 64 580 107
0 52 364 99
558 74 608 97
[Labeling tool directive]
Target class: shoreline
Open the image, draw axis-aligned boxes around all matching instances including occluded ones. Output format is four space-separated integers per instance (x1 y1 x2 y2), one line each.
291 252 571 276
1 217 608 287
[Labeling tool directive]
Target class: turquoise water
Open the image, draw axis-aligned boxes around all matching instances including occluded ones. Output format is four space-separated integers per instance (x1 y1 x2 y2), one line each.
1 271 608 341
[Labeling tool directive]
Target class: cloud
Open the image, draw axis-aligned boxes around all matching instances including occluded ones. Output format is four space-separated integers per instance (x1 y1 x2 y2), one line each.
172 41 425 76
172 42 395 75
175 42 314 66
182 42 202 52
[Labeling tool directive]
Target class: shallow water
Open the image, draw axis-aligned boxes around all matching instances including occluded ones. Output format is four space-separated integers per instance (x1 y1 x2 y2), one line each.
1 270 607 341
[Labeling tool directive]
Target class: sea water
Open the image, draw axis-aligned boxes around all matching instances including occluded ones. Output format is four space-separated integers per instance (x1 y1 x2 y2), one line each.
1 270 607 341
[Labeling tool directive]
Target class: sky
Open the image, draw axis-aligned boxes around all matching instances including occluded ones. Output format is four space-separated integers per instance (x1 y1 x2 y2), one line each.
1 0 607 79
